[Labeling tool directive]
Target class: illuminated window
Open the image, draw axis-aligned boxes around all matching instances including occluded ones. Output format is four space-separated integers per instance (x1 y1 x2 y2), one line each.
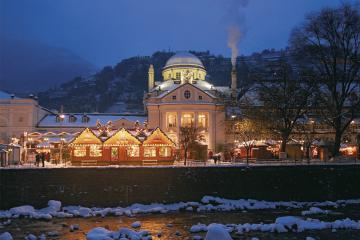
111 147 118 160
159 147 172 157
127 145 140 157
176 72 181 80
168 73 171 79
198 113 208 128
89 145 102 157
74 146 86 157
167 113 177 127
181 113 194 127
184 90 191 99
144 147 157 157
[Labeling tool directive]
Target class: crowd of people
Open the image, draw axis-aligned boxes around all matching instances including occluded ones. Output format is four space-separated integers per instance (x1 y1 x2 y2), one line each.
35 152 50 167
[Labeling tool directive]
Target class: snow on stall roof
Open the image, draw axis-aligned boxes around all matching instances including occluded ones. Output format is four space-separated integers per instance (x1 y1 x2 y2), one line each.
37 114 147 127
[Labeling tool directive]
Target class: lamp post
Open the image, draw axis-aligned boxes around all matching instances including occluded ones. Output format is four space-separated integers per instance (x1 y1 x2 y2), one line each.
60 137 65 166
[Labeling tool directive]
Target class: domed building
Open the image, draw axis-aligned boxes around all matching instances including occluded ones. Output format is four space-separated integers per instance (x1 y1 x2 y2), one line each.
144 52 237 153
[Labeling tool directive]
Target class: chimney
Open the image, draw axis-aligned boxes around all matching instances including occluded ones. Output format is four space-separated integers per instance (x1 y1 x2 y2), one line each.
148 64 155 92
231 66 237 99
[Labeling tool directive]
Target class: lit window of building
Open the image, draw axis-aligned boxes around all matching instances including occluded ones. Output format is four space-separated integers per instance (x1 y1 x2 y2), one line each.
144 147 157 157
159 147 172 157
111 147 118 159
167 113 177 127
176 72 181 80
198 113 208 128
181 113 194 127
74 146 86 157
89 145 102 157
127 145 140 157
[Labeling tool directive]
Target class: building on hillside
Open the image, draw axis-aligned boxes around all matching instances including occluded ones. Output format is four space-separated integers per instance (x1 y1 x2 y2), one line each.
144 52 237 153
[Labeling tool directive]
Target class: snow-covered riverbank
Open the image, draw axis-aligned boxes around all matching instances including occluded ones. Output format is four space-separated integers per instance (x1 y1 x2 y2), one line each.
2 196 360 240
1 196 360 220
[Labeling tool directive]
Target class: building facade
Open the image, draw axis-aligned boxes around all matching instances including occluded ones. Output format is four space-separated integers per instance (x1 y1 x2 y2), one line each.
144 52 235 152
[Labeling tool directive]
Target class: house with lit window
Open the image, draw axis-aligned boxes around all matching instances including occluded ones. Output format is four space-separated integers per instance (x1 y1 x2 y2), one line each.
144 52 237 152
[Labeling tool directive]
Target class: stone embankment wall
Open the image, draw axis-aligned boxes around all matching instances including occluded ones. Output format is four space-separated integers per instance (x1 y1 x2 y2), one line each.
1 165 359 209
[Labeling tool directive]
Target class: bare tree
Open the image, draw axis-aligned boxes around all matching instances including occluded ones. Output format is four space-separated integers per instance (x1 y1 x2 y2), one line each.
234 119 259 165
290 4 360 156
249 58 315 153
294 121 317 163
179 124 198 166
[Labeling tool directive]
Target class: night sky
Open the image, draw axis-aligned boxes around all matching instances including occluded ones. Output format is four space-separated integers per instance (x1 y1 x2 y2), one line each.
1 0 357 67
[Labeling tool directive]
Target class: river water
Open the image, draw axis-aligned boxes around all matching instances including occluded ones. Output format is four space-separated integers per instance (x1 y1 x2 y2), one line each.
2 206 360 239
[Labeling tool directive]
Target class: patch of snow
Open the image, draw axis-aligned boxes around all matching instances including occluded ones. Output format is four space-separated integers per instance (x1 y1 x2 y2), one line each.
1 196 360 220
301 207 332 215
190 223 208 233
0 232 13 240
25 234 37 240
86 227 112 240
205 223 233 240
193 217 360 236
131 221 141 228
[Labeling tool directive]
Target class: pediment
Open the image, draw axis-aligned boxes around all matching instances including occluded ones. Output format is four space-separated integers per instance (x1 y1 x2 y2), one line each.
161 83 214 102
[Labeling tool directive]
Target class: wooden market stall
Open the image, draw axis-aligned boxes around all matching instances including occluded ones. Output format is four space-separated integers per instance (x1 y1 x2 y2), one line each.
141 128 176 165
103 128 142 165
68 128 103 166
68 127 176 166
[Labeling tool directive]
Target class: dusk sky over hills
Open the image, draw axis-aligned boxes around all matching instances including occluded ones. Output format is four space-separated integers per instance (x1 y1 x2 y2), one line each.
0 0 358 67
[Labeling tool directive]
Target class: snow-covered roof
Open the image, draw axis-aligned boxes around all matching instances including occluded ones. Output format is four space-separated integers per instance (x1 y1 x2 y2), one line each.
0 90 15 99
164 52 204 69
151 80 230 100
38 114 147 128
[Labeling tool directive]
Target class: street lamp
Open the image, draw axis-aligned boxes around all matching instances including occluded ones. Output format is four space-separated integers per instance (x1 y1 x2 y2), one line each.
60 137 65 166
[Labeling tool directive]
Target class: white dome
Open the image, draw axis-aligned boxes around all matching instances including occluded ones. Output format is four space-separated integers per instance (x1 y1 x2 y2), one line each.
164 52 204 69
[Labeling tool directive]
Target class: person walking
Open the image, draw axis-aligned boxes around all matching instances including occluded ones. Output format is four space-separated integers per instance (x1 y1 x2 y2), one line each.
208 151 213 162
35 153 40 167
45 152 50 163
41 152 45 167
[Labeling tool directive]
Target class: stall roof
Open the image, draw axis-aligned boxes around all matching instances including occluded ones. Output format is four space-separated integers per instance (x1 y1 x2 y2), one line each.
38 113 147 128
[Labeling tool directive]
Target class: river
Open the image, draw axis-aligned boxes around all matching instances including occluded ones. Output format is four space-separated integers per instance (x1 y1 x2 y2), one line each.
2 205 360 239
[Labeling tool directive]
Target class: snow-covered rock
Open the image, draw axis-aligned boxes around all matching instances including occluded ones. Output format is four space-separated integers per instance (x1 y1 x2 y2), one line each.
86 227 112 240
0 232 13 240
190 223 208 233
131 221 141 228
301 207 332 216
9 205 35 216
25 234 37 240
70 224 80 231
205 224 232 240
